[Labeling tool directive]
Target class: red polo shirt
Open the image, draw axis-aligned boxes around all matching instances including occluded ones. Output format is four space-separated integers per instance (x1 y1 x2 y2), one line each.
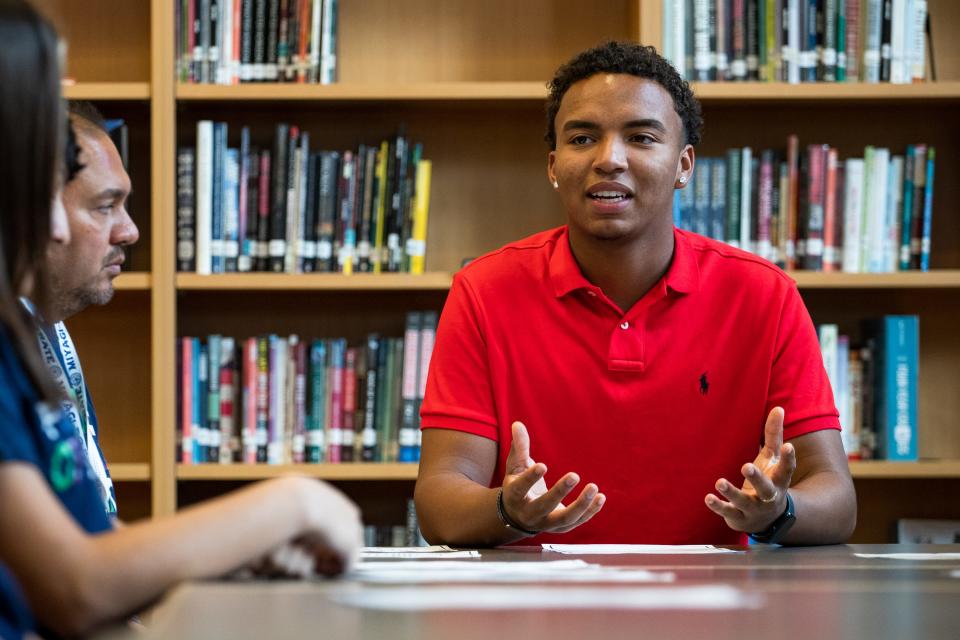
420 226 839 544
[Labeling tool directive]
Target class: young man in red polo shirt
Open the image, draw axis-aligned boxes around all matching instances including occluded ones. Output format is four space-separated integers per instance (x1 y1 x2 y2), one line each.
415 41 856 546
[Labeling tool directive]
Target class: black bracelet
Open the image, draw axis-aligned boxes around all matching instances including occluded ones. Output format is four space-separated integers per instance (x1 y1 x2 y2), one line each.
496 488 539 536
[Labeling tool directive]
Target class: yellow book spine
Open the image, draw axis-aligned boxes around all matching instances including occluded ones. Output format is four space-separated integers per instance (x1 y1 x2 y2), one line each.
372 141 389 274
409 159 432 275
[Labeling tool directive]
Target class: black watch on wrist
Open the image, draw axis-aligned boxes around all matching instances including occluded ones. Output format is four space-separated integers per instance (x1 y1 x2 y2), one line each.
748 491 796 544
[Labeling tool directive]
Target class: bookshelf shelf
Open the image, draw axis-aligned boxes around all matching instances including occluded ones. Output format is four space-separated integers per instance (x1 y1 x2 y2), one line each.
114 272 152 290
791 271 960 289
849 461 960 479
177 82 548 102
690 81 960 103
177 81 960 104
63 82 151 100
177 463 419 481
109 463 152 481
175 273 453 291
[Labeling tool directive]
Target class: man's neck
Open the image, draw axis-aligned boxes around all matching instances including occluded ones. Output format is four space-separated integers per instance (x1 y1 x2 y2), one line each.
568 223 675 313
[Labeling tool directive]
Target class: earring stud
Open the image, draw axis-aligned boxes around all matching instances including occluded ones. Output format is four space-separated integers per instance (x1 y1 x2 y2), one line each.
552 180 559 189
678 176 687 184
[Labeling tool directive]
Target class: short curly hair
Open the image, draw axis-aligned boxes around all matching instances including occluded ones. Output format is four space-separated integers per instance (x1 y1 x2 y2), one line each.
545 41 703 150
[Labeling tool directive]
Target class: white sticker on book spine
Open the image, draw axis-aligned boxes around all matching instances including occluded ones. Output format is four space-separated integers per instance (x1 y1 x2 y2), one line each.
328 429 344 446
317 241 333 259
307 430 324 446
269 240 286 257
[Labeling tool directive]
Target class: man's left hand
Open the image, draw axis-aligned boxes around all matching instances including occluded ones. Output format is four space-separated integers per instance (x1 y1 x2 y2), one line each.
704 406 797 534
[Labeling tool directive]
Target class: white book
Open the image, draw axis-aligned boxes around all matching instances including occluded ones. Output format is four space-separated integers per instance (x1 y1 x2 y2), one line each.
786 0 801 84
884 156 904 272
297 135 313 263
218 0 233 85
693 0 711 81
909 0 928 82
223 148 240 269
320 0 337 84
863 0 883 83
195 121 214 275
285 144 302 273
890 0 908 83
865 147 890 272
740 147 753 253
310 0 323 82
836 335 854 456
818 324 839 417
841 158 865 273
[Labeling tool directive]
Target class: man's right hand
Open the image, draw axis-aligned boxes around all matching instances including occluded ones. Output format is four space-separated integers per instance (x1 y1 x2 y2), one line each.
500 421 605 534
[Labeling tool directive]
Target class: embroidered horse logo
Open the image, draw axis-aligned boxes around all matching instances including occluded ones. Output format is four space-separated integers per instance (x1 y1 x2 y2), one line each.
699 372 709 396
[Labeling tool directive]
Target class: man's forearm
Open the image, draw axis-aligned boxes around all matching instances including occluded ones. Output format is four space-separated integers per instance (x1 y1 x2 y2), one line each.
414 473 530 547
780 470 857 544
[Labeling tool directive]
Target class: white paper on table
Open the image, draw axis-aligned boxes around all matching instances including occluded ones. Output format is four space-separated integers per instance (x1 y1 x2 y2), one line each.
854 553 960 560
360 550 481 560
362 545 460 553
349 559 674 584
543 544 743 555
334 584 761 610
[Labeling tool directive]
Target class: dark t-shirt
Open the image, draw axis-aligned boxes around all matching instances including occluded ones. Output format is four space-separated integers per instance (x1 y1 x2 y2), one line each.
0 563 32 640
0 327 112 535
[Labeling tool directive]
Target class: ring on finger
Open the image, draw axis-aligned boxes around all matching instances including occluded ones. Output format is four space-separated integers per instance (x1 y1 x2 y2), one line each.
759 489 779 504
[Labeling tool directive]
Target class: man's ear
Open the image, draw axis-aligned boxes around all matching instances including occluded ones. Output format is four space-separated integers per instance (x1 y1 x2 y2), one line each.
547 150 557 188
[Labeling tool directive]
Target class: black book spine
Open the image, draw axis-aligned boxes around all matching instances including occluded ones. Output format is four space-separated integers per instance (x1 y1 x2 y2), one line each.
240 0 254 82
879 0 893 82
357 145 376 272
286 0 299 82
361 334 379 462
209 0 221 84
387 134 408 272
253 0 267 81
277 0 289 82
301 152 318 273
255 149 271 271
269 124 289 272
317 151 339 272
745 0 759 80
266 0 280 81
199 0 212 83
177 147 197 272
283 127 299 272
244 146 260 271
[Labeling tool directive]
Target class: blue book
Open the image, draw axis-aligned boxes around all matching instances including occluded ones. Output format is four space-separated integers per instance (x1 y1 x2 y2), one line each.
195 341 208 464
870 316 919 461
677 169 696 232
692 158 711 238
710 157 727 241
210 122 227 273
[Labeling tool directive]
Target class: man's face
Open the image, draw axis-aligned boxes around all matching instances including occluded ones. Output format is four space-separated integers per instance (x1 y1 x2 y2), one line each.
46 125 137 320
548 73 693 244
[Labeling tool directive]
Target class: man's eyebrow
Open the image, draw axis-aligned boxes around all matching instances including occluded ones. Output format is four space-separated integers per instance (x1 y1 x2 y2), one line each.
94 188 130 201
624 119 667 133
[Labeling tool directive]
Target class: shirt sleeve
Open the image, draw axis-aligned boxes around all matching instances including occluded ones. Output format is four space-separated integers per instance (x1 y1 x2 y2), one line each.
0 346 41 466
419 272 500 441
768 283 841 441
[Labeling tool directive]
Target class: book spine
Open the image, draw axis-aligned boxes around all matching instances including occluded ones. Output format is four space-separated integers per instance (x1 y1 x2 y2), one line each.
416 312 437 462
725 148 741 246
337 150 357 274
745 0 759 79
255 336 269 462
237 129 251 271
210 123 226 273
716 0 729 81
291 337 306 463
823 0 838 80
710 154 727 242
818 323 841 445
195 121 214 274
845 0 860 80
919 147 935 271
399 312 422 462
898 144 915 270
305 339 326 462
319 0 337 83
694 0 712 81
775 159 790 267
866 147 890 272
219 336 236 463
252 0 267 80
327 338 345 463
880 0 893 81
739 147 753 252
268 335 286 463
193 338 205 463
265 0 280 81
268 124 289 272
223 148 240 272
909 0 928 82
847 347 864 460
883 155 904 272
176 147 197 272
822 148 840 271
341 347 357 461
283 127 300 273
757 150 774 261
361 334 380 461
864 0 883 82
693 158 711 237
908 143 927 269
881 316 919 461
357 146 377 272
836 0 847 80
836 335 852 457
180 338 195 464
317 151 339 271
890 0 907 83
243 337 258 464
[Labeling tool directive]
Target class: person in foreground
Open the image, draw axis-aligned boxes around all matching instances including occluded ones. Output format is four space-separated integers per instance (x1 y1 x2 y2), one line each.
0 3 362 637
415 41 856 547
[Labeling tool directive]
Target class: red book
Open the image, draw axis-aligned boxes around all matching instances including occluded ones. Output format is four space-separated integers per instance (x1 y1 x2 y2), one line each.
342 348 357 461
785 135 800 270
822 148 840 272
802 144 827 271
243 337 258 464
218 337 236 463
293 338 307 463
327 339 345 463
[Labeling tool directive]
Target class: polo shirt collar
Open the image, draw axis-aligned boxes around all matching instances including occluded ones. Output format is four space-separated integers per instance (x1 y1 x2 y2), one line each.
549 226 701 298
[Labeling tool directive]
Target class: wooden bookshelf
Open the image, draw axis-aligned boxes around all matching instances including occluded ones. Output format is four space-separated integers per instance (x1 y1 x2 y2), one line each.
177 464 419 481
48 0 960 542
177 82 548 102
176 273 453 291
110 463 152 482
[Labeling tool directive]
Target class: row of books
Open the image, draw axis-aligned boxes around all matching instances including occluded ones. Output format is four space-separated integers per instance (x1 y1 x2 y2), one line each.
664 0 930 84
365 500 428 548
176 123 432 274
817 316 919 461
673 138 935 272
177 311 437 465
176 0 338 84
